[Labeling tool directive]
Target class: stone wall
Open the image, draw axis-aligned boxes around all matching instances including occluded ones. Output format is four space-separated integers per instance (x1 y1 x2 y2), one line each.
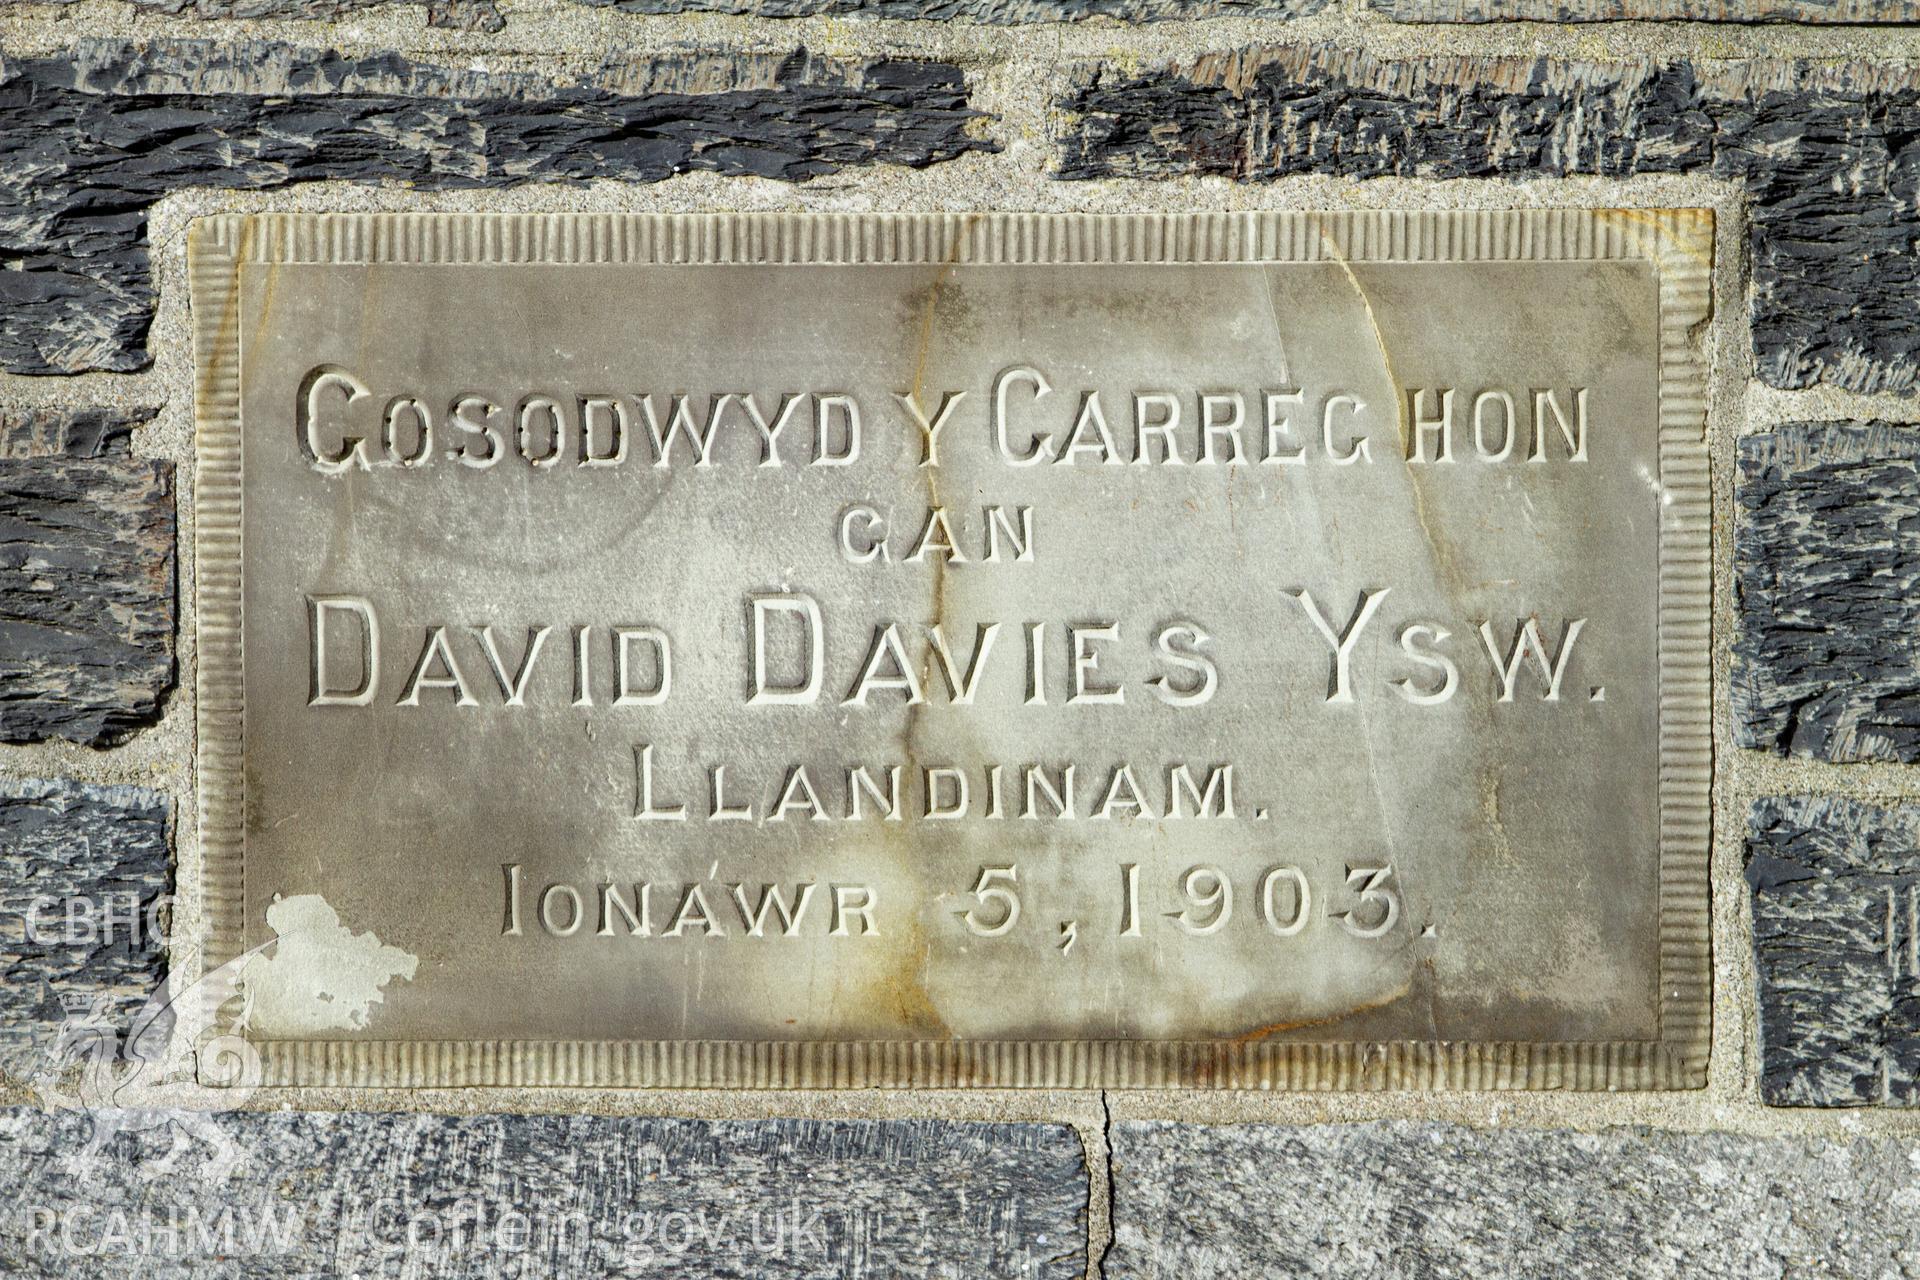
2 1 1919 1276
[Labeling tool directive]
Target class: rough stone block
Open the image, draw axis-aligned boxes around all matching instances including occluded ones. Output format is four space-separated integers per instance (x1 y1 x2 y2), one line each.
0 407 175 746
576 0 1325 20
1371 0 1916 18
0 406 151 461
0 779 169 1083
1057 48 1920 394
0 0 504 32
0 1111 1086 1277
1747 795 1920 1107
0 41 992 376
1109 1119 1920 1277
1733 423 1920 763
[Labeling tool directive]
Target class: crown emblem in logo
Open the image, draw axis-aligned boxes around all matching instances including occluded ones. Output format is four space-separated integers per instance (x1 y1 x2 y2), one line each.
56 991 104 1017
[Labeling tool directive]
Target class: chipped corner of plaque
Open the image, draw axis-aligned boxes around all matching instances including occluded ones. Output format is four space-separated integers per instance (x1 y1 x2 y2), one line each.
237 893 419 1038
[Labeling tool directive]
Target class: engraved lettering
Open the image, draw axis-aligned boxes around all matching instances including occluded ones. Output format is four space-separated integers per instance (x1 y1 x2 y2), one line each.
814 394 861 466
1473 389 1518 462
927 624 1000 705
1169 865 1231 935
959 866 1019 937
1147 623 1217 707
578 395 629 466
632 743 687 821
748 593 824 705
984 507 1034 563
1480 617 1588 702
1323 393 1370 464
1293 588 1391 703
905 507 966 564
476 625 551 707
1407 387 1454 464
840 505 887 564
516 395 567 468
1262 388 1306 465
598 883 652 936
737 392 803 467
896 391 965 468
1057 391 1122 466
501 863 523 936
842 624 927 706
1132 391 1182 466
1069 623 1124 705
731 882 816 936
382 396 433 468
829 884 878 936
639 393 728 468
1530 388 1590 462
1337 866 1400 938
709 765 754 822
540 883 584 937
993 365 1054 466
307 595 380 707
1022 765 1076 820
447 394 504 469
848 766 902 821
1394 624 1459 706
614 627 671 706
1118 863 1141 936
1167 764 1235 819
397 626 477 706
1259 866 1310 937
1096 765 1150 820
925 767 969 819
666 883 722 936
770 766 828 822
1198 393 1246 466
297 365 373 473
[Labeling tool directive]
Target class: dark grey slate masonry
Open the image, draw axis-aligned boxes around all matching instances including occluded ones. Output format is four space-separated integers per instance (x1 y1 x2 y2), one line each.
0 40 992 377
0 779 169 1083
0 0 505 33
1058 48 1920 394
0 1111 1087 1278
0 407 152 461
1747 795 1920 1107
0 407 175 746
1372 0 1917 19
1108 1120 1920 1278
576 0 1326 22
1733 422 1920 763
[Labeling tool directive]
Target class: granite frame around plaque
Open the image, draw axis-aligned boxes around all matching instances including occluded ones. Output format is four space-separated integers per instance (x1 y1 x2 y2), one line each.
191 210 1711 1090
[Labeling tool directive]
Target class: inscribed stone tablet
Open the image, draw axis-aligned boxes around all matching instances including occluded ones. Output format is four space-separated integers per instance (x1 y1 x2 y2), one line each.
190 210 1711 1089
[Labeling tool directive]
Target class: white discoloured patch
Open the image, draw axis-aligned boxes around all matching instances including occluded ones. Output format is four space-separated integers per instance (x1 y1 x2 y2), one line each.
245 894 417 1036
1638 461 1675 505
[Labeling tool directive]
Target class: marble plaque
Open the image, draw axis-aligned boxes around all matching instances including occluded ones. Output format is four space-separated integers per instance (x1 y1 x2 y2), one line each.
190 211 1712 1089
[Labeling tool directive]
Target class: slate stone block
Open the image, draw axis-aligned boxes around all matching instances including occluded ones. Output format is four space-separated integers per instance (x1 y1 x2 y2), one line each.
576 0 1326 21
0 779 170 1083
0 407 175 746
1372 0 1916 18
0 41 992 376
1747 795 1920 1107
1057 49 1920 394
0 407 153 461
0 1111 1087 1278
0 0 505 32
1734 423 1920 763
1109 1119 1920 1278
